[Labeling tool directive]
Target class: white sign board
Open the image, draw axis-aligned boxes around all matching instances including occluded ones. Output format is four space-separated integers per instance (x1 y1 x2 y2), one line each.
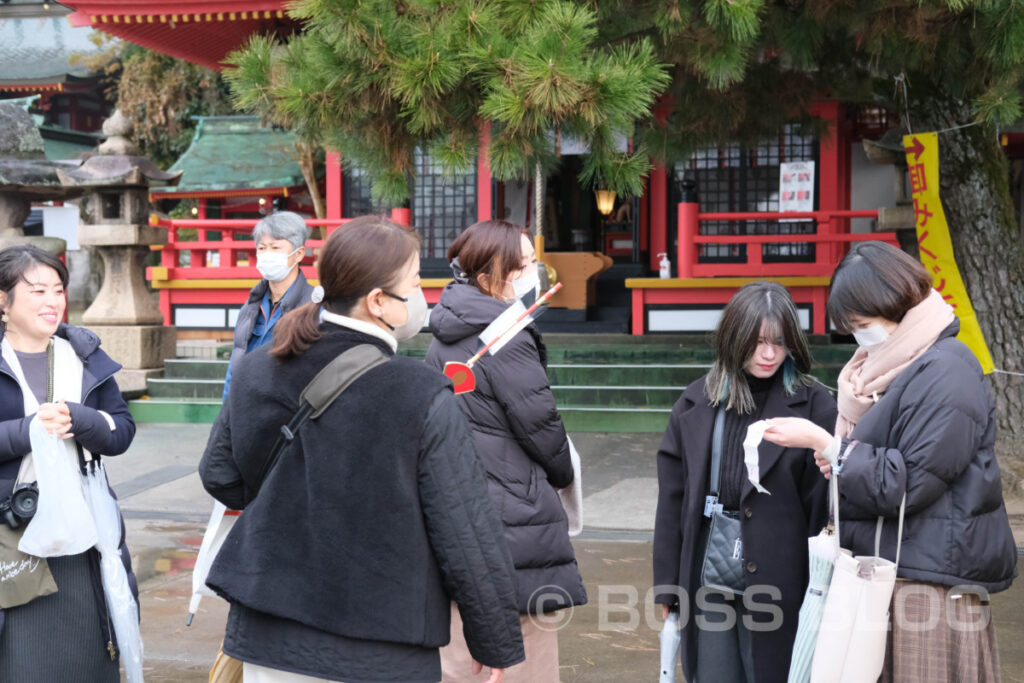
778 161 815 217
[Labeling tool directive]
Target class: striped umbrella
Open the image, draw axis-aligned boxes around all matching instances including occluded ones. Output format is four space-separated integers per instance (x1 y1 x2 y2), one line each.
787 474 842 683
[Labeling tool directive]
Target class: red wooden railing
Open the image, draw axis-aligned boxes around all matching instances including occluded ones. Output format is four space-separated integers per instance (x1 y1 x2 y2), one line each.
146 216 352 327
676 204 898 278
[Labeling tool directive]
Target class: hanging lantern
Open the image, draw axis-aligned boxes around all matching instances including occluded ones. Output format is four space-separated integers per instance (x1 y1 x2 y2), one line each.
595 189 616 216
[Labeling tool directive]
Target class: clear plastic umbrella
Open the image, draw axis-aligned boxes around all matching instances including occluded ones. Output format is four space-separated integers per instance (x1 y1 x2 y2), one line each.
787 471 841 683
84 460 144 683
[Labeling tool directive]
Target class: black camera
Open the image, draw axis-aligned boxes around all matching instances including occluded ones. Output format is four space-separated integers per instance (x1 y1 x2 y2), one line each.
0 482 38 529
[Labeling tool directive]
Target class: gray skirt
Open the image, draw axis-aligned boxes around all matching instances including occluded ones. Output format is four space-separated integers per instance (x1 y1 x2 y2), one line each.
0 552 119 682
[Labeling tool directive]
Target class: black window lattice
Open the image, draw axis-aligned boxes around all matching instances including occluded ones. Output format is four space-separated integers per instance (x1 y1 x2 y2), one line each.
676 125 818 264
343 151 478 260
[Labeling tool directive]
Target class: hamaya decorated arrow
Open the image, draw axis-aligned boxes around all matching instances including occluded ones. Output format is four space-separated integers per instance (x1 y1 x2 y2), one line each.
444 282 563 394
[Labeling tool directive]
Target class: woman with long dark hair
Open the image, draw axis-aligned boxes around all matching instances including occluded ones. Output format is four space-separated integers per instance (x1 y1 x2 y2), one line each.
200 216 524 683
653 281 837 683
0 245 137 681
426 220 585 683
762 242 1016 682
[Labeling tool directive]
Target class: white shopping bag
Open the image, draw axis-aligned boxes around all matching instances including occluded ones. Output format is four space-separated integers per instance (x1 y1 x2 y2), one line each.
18 417 97 557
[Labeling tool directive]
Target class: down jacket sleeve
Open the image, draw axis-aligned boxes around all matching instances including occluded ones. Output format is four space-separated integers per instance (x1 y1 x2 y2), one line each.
838 350 987 519
67 378 136 456
418 390 525 669
802 385 837 533
0 416 32 464
486 333 573 488
652 394 688 606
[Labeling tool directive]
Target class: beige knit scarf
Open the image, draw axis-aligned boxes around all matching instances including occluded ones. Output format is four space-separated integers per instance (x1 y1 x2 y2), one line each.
836 289 955 437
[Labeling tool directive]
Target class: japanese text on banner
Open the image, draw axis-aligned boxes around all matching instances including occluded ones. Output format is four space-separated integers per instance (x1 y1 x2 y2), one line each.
903 132 994 373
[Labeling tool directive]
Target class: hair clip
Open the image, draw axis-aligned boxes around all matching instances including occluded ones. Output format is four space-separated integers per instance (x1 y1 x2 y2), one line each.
311 286 324 304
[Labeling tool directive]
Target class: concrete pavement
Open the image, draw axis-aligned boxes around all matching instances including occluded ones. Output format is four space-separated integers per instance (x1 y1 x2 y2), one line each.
106 424 1024 682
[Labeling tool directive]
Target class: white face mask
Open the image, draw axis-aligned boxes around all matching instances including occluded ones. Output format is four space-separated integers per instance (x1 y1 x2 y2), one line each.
852 324 890 349
379 287 429 341
256 248 300 282
507 269 540 302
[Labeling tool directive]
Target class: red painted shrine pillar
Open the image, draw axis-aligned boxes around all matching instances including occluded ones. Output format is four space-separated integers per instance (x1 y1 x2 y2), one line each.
326 150 343 220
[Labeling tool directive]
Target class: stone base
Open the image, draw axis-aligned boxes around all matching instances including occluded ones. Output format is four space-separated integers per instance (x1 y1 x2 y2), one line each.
88 325 177 369
115 367 163 399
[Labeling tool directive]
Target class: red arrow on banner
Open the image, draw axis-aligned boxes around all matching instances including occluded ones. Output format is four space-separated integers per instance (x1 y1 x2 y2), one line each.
904 136 926 161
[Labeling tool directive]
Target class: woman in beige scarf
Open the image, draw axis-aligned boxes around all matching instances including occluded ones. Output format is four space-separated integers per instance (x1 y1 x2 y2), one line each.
762 242 1016 683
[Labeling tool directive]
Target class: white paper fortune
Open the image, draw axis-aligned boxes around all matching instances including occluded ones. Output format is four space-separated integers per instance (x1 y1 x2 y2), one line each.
743 421 772 495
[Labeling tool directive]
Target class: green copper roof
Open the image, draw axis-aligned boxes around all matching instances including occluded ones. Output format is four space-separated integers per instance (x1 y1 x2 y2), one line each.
0 17 102 86
151 116 311 194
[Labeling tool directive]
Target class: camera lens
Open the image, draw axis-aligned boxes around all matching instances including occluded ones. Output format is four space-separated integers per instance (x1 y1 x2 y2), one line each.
10 485 37 520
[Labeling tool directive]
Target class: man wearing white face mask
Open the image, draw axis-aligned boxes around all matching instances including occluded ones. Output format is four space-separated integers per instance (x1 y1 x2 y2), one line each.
223 211 313 400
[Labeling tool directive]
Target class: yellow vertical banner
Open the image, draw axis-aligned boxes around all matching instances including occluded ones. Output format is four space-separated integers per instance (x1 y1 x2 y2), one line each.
903 132 994 373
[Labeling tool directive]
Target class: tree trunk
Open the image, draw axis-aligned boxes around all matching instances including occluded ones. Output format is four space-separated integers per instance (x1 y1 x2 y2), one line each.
910 98 1024 446
296 141 326 221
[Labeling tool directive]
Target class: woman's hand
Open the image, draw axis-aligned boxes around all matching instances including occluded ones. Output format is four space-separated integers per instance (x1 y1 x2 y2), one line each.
813 451 833 479
762 417 831 453
37 400 74 439
471 660 505 683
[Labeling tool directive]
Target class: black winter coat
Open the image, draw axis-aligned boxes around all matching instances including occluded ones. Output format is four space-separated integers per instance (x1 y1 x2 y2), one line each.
837 320 1017 593
653 374 836 683
426 282 586 614
199 324 525 679
0 324 138 654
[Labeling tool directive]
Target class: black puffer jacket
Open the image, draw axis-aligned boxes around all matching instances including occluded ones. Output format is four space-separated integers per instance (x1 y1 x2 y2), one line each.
838 320 1017 593
426 282 586 613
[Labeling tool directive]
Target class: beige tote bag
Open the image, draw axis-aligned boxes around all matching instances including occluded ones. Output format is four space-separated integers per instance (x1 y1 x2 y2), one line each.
810 488 906 683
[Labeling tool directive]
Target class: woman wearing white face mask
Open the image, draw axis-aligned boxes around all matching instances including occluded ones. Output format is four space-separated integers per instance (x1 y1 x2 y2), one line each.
426 220 585 683
762 242 1016 683
199 216 525 683
222 211 313 400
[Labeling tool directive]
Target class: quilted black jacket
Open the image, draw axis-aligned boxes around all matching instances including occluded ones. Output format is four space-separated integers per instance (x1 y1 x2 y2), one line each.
837 319 1017 593
426 282 586 614
199 324 524 678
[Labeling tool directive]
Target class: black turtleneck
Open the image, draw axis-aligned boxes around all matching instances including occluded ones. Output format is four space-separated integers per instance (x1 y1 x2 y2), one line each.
717 372 776 509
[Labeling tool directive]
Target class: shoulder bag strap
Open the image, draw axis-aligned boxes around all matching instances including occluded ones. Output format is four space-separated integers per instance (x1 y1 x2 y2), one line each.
704 404 727 516
874 492 907 567
254 344 389 491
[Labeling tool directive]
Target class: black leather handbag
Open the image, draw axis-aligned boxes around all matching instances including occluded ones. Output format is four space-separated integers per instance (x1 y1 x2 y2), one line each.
698 405 746 594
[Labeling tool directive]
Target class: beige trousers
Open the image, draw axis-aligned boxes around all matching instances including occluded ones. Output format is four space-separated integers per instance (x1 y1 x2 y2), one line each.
439 603 560 683
241 662 340 683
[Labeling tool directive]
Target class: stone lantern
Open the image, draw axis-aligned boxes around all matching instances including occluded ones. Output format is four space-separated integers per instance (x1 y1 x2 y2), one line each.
57 110 182 395
0 102 81 255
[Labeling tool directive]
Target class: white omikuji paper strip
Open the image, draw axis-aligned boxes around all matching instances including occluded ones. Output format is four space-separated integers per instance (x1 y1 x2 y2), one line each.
743 421 772 495
477 299 529 356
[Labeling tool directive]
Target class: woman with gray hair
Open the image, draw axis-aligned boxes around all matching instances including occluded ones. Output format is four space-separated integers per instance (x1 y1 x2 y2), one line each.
653 281 837 683
222 211 313 399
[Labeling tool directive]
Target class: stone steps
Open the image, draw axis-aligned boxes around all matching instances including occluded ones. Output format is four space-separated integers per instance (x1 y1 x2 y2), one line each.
129 336 852 432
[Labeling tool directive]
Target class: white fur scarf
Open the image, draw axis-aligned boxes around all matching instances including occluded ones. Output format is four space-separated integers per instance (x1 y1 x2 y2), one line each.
2 336 88 484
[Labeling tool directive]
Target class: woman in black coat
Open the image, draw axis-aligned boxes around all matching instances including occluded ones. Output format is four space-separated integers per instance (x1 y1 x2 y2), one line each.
199 216 524 683
426 220 585 683
762 243 1016 682
653 281 836 683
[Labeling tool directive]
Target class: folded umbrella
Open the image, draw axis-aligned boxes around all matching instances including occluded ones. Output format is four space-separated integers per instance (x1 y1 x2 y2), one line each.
187 500 239 626
659 608 681 683
84 460 144 683
787 467 841 683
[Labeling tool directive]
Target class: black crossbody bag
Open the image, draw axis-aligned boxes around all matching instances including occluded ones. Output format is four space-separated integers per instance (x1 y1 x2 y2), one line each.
698 405 746 594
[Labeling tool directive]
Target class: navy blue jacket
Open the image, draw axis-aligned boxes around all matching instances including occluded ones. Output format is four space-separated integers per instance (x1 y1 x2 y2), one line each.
0 324 138 651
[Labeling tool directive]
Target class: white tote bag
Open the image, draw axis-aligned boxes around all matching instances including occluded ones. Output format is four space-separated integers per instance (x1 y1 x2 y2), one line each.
810 485 906 683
